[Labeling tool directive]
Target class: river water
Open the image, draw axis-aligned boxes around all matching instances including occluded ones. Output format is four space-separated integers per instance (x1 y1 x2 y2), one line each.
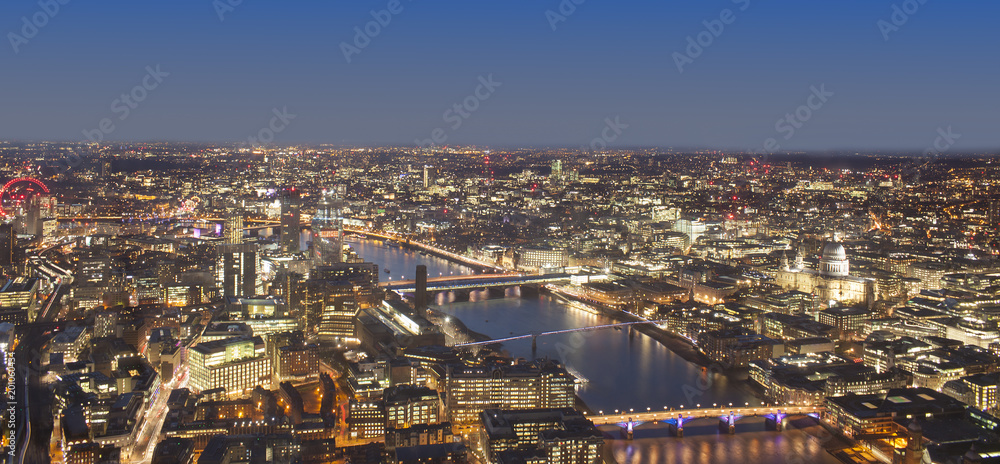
353 237 842 464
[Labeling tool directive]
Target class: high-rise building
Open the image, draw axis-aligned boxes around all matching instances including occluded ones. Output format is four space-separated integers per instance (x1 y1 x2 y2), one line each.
224 202 244 244
303 263 380 343
215 243 261 297
423 165 437 188
0 224 14 267
550 159 563 182
100 158 112 178
990 197 999 228
280 189 301 254
316 281 360 343
312 262 380 307
312 186 345 265
188 336 271 397
415 265 428 315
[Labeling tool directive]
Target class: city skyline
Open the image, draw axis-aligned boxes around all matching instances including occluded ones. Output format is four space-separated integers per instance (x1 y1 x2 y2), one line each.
4 2 1000 464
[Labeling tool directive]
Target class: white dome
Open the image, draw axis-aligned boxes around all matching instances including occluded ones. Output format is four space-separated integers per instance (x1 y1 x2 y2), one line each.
820 241 849 277
822 242 847 261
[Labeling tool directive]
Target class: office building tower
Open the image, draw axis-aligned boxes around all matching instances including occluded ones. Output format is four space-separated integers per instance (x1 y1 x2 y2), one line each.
280 189 301 253
302 263 378 343
415 265 428 315
225 202 244 244
550 159 563 182
312 186 345 265
100 158 112 178
0 224 13 267
423 165 437 189
316 281 360 343
215 243 262 297
312 262 380 307
989 192 999 232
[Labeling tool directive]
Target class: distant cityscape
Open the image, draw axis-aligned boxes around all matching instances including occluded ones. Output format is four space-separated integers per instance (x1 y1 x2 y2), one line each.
3 142 1000 464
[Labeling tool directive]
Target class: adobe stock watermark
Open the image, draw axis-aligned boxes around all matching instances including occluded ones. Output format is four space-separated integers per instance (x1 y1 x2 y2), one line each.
8 0 72 55
243 107 296 148
5 349 16 457
340 0 412 64
761 84 834 154
415 74 501 148
55 65 169 174
905 125 960 183
924 126 960 158
545 0 587 32
672 0 751 74
877 0 930 41
51 145 89 175
213 0 245 22
81 65 170 143
585 116 628 151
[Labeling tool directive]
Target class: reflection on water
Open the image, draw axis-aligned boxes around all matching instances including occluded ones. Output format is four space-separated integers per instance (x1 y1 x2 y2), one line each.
436 296 759 413
354 238 840 464
602 419 841 464
348 237 473 282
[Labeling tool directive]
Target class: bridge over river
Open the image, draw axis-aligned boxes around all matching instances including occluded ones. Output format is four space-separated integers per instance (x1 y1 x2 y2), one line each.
589 405 825 438
381 273 570 293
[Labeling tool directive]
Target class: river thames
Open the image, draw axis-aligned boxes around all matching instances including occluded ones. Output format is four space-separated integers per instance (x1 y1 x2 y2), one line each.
352 237 843 464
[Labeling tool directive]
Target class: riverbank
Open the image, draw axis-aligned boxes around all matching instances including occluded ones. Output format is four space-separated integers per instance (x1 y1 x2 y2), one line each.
426 308 493 346
542 287 717 368
344 228 501 273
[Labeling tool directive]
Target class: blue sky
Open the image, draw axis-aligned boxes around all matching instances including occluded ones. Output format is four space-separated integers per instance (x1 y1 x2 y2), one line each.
1 0 997 151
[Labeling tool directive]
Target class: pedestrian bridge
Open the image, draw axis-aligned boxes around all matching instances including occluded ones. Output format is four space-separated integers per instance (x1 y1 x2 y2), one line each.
381 273 571 293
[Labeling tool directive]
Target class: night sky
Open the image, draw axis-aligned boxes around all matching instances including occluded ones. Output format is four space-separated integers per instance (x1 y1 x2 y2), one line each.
1 0 997 151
